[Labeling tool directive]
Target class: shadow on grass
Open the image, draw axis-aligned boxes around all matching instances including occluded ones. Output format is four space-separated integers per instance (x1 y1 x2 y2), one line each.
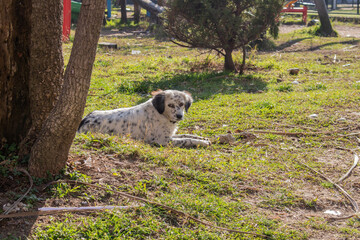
116 72 268 103
276 37 359 52
276 37 312 51
309 39 360 51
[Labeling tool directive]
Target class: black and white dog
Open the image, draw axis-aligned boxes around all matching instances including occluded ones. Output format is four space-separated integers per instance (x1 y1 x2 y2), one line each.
78 90 210 147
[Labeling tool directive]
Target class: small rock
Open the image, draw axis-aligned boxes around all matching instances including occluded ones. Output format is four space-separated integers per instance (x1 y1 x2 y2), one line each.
214 134 236 144
53 199 64 206
84 156 92 167
131 50 141 55
81 201 89 206
288 68 300 75
3 203 12 212
237 131 257 140
308 114 318 119
342 64 350 67
292 80 300 85
324 210 341 216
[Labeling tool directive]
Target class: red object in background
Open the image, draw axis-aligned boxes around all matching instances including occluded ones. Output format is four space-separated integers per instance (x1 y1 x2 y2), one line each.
281 6 307 23
62 0 71 41
281 6 307 24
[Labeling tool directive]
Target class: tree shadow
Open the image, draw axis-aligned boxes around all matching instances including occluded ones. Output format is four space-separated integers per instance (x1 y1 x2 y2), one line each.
274 36 359 53
116 72 268 104
309 39 360 51
275 37 312 51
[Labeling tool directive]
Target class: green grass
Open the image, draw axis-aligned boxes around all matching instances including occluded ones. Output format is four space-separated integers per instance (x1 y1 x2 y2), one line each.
22 20 360 239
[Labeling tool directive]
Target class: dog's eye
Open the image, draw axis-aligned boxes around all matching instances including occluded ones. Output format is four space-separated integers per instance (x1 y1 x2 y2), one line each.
168 104 175 108
179 103 184 107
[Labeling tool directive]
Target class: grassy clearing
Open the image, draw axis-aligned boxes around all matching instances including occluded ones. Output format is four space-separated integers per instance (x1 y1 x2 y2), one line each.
2 20 360 239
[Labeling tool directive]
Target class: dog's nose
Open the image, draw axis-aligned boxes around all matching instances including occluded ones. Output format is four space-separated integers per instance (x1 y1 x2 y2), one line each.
176 114 183 119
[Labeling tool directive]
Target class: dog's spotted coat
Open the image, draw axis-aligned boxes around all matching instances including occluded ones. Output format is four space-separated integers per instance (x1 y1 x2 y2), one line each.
78 90 210 147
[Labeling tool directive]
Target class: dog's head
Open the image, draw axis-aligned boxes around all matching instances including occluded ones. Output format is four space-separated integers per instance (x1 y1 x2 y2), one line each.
151 89 193 123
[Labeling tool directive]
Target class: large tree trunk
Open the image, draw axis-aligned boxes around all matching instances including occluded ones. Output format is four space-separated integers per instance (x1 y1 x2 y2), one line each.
224 49 236 72
19 0 65 156
29 0 106 177
120 0 127 23
313 0 337 36
0 0 32 143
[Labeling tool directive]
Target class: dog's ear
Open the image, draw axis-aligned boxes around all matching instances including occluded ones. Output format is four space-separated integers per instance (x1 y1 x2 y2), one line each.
151 89 163 96
152 91 165 114
183 91 193 112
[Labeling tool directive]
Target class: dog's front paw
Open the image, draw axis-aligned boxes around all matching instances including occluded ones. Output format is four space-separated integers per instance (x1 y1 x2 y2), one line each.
198 139 211 147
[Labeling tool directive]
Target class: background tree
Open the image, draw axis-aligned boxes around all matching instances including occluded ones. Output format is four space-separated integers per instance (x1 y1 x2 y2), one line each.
134 2 141 24
163 0 284 72
0 0 105 177
313 0 337 36
120 0 128 23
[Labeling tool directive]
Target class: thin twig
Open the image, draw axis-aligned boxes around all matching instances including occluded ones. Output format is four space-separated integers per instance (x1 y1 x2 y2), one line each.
0 168 33 221
44 180 269 238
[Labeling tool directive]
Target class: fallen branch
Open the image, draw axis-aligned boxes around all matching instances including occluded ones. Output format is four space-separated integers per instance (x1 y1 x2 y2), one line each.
44 180 269 238
0 205 138 219
0 168 33 222
247 130 336 137
294 160 359 220
335 148 359 183
246 129 358 138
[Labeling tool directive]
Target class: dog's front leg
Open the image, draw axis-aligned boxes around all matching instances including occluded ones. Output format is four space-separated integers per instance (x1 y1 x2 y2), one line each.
171 137 211 148
173 134 209 141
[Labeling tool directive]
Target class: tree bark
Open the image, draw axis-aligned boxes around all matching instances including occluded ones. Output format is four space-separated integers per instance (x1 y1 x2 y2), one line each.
29 0 106 177
0 0 32 143
134 2 141 24
120 0 127 23
224 49 236 72
313 0 337 36
19 0 65 156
